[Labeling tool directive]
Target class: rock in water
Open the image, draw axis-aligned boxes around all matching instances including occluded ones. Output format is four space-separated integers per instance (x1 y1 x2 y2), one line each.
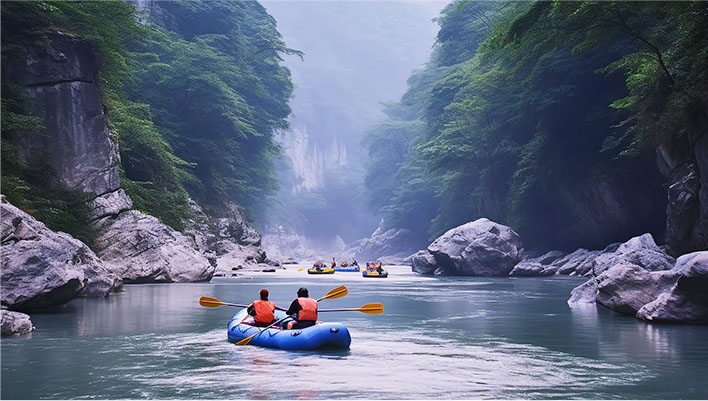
567 278 599 306
1 201 121 311
594 264 673 315
552 248 603 276
427 218 523 276
92 210 214 283
637 251 708 322
1 310 35 336
410 250 438 275
593 233 675 275
509 250 566 276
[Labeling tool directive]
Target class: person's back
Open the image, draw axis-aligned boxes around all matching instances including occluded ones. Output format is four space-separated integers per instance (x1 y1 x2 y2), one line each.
286 287 318 329
247 289 277 327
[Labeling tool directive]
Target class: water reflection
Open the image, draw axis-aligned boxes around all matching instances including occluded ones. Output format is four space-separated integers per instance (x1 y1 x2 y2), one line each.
2 267 708 399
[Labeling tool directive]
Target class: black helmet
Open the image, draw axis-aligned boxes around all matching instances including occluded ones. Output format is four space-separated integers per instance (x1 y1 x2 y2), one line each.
297 287 309 297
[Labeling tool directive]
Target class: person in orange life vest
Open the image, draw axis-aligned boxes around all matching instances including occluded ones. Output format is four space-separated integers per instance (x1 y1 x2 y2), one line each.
247 289 280 327
285 287 318 329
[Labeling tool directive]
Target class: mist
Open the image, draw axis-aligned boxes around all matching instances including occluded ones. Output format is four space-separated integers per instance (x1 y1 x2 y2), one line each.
260 1 445 260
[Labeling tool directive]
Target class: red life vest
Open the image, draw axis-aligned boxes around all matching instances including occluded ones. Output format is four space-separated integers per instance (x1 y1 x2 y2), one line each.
296 297 318 321
253 300 275 324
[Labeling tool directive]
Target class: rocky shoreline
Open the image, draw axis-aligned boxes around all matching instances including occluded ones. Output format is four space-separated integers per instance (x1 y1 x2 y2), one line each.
407 218 707 323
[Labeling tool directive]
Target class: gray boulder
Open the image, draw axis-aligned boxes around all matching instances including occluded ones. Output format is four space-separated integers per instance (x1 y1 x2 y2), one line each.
567 278 599 306
1 201 121 311
637 251 708 322
92 210 214 283
595 264 673 315
593 233 675 275
552 249 602 276
427 218 523 276
410 250 438 275
1 310 35 336
184 200 266 277
88 189 133 220
509 250 566 277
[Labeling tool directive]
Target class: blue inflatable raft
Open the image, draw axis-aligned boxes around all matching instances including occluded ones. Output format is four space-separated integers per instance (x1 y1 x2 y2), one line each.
335 266 360 272
227 309 351 350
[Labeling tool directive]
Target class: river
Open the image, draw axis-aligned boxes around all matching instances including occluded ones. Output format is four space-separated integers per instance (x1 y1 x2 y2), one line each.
2 265 707 399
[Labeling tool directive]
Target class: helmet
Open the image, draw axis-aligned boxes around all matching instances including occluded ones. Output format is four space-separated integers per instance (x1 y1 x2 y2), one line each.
297 287 309 297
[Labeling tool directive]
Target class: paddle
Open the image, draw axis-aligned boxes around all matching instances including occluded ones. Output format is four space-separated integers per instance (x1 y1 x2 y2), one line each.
199 297 249 308
318 303 384 314
235 285 348 346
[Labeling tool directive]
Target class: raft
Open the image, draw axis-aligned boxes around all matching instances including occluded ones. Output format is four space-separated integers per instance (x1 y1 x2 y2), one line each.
362 270 388 278
335 266 360 272
308 267 335 274
227 309 351 350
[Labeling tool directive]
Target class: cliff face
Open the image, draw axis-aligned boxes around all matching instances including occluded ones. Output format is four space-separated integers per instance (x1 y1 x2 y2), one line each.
658 103 708 255
1 28 267 290
4 31 120 195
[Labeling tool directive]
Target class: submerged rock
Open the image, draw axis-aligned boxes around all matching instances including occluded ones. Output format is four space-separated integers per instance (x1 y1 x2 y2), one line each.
1 310 35 336
427 218 523 276
1 201 121 311
637 251 708 322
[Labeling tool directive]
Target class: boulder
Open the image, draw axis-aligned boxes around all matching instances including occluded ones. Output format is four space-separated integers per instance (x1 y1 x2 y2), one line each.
183 199 266 277
552 248 602 276
509 250 566 277
1 201 121 311
88 189 133 220
427 218 523 276
593 233 675 275
410 250 438 275
567 278 599 306
594 264 672 315
1 310 35 336
92 210 214 283
637 251 708 322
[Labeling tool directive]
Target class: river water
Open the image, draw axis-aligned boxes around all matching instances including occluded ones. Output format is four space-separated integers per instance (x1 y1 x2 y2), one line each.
2 265 707 399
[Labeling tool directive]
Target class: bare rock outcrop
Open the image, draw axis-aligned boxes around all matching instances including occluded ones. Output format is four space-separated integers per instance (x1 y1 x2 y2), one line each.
421 218 523 276
1 201 121 311
1 310 35 336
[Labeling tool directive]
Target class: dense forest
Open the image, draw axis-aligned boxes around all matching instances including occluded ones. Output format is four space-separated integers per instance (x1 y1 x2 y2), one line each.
1 1 294 237
365 1 708 252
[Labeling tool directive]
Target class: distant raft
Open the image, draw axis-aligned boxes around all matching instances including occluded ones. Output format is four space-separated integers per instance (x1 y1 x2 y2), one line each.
227 309 351 350
308 268 335 274
335 266 360 272
362 269 388 278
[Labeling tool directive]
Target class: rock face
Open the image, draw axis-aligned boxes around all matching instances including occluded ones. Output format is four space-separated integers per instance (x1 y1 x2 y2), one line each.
343 221 426 264
657 103 708 255
1 201 121 311
423 218 523 276
567 278 599 306
92 210 214 283
184 200 266 276
637 251 708 322
592 233 675 275
4 31 120 196
1 310 35 336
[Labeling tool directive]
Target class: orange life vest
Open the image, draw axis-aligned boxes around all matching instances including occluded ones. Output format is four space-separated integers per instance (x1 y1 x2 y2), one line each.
296 297 318 321
253 300 275 324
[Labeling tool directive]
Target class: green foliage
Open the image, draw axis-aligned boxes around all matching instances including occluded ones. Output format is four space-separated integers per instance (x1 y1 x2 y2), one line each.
364 0 705 249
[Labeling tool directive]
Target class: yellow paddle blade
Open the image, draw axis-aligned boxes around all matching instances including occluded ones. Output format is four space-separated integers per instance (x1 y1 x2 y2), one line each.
199 296 225 308
317 285 348 301
236 334 256 346
297 268 305 271
358 303 384 314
